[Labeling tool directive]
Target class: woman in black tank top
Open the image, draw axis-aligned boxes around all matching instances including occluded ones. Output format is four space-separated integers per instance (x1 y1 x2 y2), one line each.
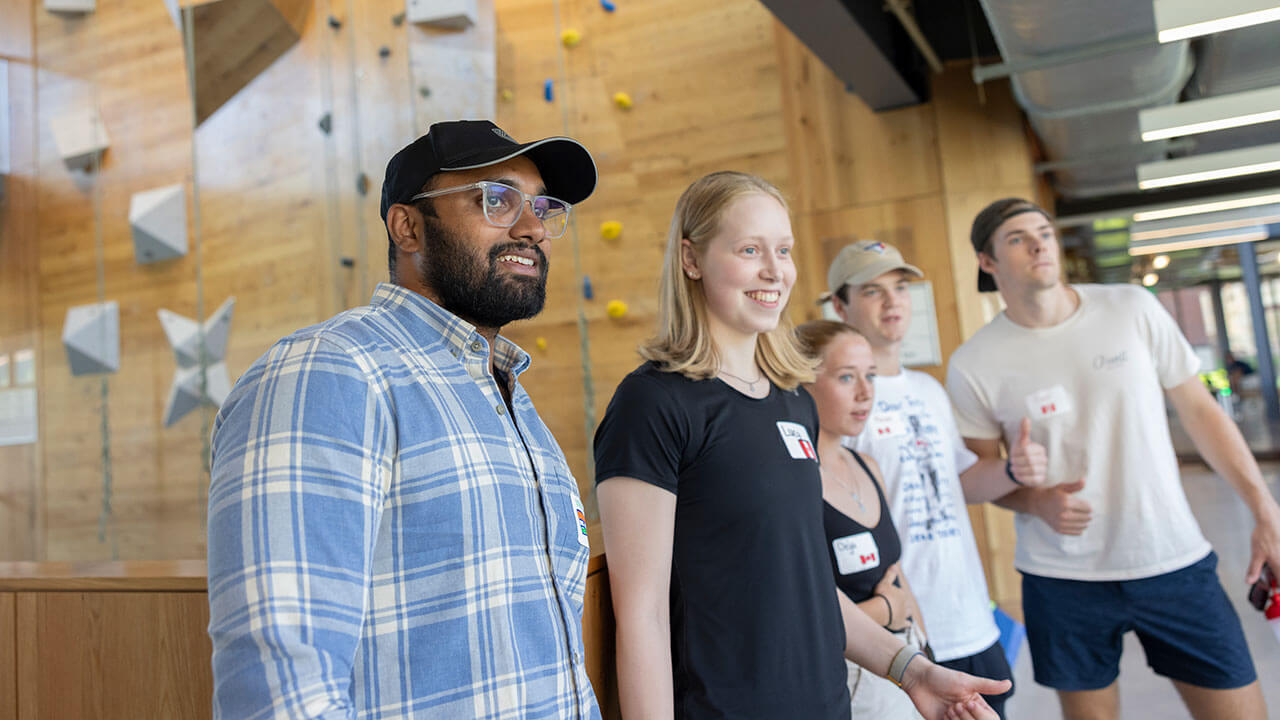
799 320 937 719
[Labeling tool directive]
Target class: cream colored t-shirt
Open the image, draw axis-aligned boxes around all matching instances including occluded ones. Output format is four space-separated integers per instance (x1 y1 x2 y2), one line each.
946 284 1210 581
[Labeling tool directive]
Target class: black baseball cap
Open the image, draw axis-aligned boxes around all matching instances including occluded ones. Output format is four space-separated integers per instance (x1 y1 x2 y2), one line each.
379 120 597 221
969 198 1053 292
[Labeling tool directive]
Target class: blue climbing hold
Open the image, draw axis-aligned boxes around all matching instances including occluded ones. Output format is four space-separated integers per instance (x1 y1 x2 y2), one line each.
582 276 594 300
544 79 554 102
601 0 616 11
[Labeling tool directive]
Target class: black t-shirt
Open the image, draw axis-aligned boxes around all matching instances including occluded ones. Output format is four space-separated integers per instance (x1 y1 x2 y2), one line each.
594 362 850 720
824 449 901 603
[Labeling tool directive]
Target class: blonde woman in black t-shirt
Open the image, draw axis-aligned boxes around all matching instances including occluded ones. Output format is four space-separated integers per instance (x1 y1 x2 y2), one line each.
594 171 1008 720
798 319 932 719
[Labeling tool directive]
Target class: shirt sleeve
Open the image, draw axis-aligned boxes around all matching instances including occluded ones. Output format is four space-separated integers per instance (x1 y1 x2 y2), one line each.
593 371 689 494
945 356 1004 441
1135 288 1201 389
207 334 393 720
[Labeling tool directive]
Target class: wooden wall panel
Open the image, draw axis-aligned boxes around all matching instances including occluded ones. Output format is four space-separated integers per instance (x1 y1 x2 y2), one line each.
583 557 620 720
0 593 13 720
495 0 790 499
15 591 211 720
933 65 1037 614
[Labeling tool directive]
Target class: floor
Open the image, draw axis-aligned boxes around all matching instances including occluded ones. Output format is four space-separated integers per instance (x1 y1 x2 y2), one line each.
1003 462 1280 719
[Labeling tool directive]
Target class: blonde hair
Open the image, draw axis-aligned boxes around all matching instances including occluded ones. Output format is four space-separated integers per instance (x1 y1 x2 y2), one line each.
794 320 862 364
638 171 815 390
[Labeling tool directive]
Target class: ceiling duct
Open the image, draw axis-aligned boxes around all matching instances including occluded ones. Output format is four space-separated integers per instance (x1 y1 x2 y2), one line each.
758 0 930 110
976 0 1194 199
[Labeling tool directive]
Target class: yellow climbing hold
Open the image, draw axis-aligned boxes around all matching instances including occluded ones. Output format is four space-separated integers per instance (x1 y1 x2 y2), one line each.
600 220 623 240
606 300 629 319
535 336 548 351
500 88 514 102
613 91 633 109
561 28 582 47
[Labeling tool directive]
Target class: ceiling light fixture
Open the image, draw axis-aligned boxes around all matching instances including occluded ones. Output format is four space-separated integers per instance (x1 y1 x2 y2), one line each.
1154 0 1280 42
1131 191 1280 222
1128 227 1270 256
1153 254 1171 269
1142 272 1159 286
1140 86 1280 141
1129 208 1280 242
1137 142 1280 189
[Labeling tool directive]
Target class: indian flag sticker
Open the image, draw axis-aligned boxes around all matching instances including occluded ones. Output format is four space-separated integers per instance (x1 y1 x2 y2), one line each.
572 494 590 548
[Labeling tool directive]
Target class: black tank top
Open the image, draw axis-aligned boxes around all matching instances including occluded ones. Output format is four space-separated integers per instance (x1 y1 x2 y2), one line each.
823 449 901 603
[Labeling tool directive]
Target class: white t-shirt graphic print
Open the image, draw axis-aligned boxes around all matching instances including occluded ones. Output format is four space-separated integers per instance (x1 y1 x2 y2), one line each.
849 370 999 662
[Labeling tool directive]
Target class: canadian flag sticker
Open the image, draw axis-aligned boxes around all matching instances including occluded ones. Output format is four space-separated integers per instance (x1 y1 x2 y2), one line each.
832 531 881 574
776 421 818 460
1025 385 1072 420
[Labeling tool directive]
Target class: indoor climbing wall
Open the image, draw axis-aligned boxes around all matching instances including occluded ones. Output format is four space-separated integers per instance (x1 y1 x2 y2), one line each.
0 0 1036 605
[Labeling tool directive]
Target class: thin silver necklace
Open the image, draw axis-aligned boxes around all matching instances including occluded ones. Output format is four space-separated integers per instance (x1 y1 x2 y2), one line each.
718 367 764 392
838 456 867 512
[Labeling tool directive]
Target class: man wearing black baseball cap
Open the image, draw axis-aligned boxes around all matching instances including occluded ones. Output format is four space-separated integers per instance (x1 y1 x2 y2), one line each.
947 197 1276 720
208 121 603 719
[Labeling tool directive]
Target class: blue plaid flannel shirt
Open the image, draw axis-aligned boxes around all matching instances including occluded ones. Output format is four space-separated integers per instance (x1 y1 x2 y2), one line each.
208 283 599 720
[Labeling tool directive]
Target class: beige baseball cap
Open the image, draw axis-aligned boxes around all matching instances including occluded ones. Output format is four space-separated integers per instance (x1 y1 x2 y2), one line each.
826 240 923 298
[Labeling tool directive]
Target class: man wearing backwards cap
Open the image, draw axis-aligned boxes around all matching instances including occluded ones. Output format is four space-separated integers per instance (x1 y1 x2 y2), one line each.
946 198 1278 719
208 121 602 719
826 240 1037 719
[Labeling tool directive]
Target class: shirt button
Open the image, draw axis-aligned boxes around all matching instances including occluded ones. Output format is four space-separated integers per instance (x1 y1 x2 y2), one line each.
471 340 483 352
495 404 505 416
573 651 583 664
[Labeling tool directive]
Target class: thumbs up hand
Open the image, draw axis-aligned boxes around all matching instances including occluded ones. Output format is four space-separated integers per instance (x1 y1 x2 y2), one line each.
1033 478 1092 536
1008 417 1048 487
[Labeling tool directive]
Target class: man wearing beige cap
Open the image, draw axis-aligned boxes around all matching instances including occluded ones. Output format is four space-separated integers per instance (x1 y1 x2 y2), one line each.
827 240 1043 719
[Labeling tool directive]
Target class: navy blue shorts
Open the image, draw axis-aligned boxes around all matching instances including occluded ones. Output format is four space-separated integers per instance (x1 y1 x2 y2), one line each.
938 640 1014 720
1022 551 1257 692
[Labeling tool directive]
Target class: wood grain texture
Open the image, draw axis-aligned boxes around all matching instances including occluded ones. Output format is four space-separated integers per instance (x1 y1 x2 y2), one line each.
15 590 212 720
0 560 206 591
0 593 14 720
583 556 620 720
932 65 1037 613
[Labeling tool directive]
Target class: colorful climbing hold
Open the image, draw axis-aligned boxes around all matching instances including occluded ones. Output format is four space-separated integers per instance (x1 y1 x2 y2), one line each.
535 337 548 351
544 79 554 102
561 28 582 47
612 91 633 109
600 220 623 240
582 276 594 300
500 88 514 102
601 0 616 11
606 300 629 319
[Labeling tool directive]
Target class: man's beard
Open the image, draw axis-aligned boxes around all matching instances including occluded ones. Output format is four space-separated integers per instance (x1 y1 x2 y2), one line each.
417 218 549 329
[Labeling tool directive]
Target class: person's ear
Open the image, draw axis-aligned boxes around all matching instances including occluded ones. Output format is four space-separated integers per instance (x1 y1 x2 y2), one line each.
680 239 702 280
977 251 998 276
386 204 425 255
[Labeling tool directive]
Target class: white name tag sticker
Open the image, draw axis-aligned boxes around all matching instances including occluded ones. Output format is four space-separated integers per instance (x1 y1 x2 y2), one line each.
776 421 818 460
868 411 908 439
832 531 881 575
571 494 590 549
1025 385 1073 419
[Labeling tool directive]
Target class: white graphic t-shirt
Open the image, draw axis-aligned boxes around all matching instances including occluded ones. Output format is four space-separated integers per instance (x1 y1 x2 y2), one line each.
848 370 1000 662
946 284 1210 581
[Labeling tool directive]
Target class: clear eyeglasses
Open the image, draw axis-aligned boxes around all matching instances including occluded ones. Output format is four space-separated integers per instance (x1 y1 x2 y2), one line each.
410 181 572 238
